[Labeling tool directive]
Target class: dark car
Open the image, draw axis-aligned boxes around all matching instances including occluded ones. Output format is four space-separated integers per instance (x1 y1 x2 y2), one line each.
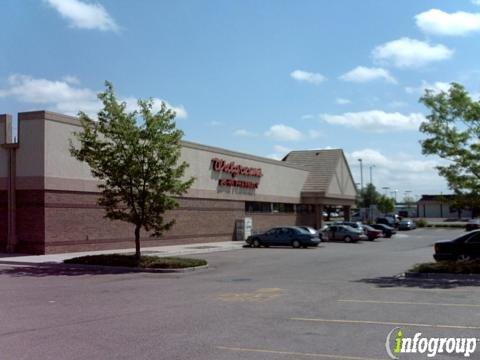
363 224 384 241
323 224 367 243
246 226 321 248
376 217 396 228
399 219 416 230
370 224 396 238
466 219 480 232
434 230 480 261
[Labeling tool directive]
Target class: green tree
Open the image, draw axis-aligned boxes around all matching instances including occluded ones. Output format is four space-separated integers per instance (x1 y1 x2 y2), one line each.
403 195 416 209
420 83 480 199
357 183 381 208
377 195 395 214
70 82 194 260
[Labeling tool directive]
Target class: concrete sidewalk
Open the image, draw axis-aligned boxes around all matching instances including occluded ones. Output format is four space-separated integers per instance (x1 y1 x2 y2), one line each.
0 241 245 265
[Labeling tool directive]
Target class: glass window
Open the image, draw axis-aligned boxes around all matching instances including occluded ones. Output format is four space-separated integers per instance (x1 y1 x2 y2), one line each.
245 202 272 213
272 203 295 213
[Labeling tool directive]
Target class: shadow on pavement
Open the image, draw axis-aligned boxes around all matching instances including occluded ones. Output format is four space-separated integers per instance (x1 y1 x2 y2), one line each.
0 264 146 277
355 276 480 289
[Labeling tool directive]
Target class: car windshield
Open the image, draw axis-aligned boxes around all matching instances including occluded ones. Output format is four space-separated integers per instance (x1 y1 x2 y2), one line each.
468 219 480 224
295 227 311 234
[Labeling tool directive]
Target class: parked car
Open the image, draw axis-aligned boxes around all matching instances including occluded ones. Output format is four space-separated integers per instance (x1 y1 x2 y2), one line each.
246 226 321 248
370 224 396 238
376 217 396 228
434 230 480 261
363 224 384 241
466 219 480 232
298 226 323 240
323 224 367 243
398 219 416 230
335 221 365 233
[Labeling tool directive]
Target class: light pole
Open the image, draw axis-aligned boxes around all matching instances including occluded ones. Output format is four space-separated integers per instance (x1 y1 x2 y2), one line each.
358 158 363 190
391 189 398 203
369 164 375 185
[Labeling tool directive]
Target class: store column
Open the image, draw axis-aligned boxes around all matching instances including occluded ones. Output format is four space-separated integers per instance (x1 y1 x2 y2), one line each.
343 205 351 221
315 204 324 229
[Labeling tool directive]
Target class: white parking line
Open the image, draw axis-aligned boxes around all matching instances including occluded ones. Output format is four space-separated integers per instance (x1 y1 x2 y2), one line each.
289 318 480 330
338 299 480 308
216 346 384 360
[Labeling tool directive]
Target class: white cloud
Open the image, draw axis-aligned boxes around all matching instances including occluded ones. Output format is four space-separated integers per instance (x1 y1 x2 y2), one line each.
62 75 80 85
346 148 448 194
266 145 291 160
322 110 426 132
388 101 408 108
308 129 323 139
265 124 303 141
122 97 187 119
336 98 351 105
0 74 187 118
416 9 480 36
372 37 454 68
290 70 326 85
274 145 291 153
339 66 397 84
473 0 480 6
45 0 119 32
233 129 257 137
405 81 451 95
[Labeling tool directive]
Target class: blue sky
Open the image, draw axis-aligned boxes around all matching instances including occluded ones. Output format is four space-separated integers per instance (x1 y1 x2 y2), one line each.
2 0 480 199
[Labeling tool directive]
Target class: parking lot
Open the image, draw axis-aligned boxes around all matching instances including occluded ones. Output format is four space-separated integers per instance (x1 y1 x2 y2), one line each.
1 228 480 360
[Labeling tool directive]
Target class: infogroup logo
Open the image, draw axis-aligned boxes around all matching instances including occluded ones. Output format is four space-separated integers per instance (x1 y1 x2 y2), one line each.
385 327 478 358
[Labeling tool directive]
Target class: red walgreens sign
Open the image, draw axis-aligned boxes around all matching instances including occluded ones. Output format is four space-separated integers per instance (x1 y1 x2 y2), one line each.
211 158 262 189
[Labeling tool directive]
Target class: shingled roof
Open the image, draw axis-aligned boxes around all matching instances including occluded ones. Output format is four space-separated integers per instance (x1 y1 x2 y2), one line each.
282 149 355 195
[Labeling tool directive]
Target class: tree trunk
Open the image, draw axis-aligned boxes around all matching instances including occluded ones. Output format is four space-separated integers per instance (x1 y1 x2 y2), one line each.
134 225 141 262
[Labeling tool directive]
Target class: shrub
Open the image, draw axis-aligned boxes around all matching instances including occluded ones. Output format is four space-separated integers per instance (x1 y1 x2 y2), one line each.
64 254 207 269
410 260 480 274
416 219 427 227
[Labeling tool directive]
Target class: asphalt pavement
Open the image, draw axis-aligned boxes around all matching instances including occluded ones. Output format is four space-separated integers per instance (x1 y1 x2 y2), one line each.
1 228 479 360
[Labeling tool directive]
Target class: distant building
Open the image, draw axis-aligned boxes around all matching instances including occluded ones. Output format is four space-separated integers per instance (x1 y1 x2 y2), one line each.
417 195 473 219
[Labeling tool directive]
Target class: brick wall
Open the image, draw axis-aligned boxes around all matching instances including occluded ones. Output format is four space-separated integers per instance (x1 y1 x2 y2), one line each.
41 192 246 254
0 190 6 252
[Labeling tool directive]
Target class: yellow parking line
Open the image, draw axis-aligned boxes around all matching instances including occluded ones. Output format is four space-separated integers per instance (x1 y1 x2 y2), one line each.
216 346 384 360
338 299 480 308
290 318 480 330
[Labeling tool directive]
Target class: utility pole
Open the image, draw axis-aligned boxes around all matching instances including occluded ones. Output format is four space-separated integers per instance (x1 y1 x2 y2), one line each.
358 158 363 190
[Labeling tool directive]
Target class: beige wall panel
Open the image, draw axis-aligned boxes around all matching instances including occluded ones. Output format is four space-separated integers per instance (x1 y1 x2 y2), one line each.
16 118 44 177
44 120 95 181
181 144 308 203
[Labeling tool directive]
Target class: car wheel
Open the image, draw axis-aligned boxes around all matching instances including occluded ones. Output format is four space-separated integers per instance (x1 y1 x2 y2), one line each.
457 254 471 262
252 239 261 248
344 236 352 243
292 240 301 248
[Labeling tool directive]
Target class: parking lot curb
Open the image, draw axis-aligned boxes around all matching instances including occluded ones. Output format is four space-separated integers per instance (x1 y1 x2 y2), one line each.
404 271 480 280
0 260 210 273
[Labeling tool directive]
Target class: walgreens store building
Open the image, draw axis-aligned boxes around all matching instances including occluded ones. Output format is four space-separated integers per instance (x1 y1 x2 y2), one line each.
0 111 357 255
